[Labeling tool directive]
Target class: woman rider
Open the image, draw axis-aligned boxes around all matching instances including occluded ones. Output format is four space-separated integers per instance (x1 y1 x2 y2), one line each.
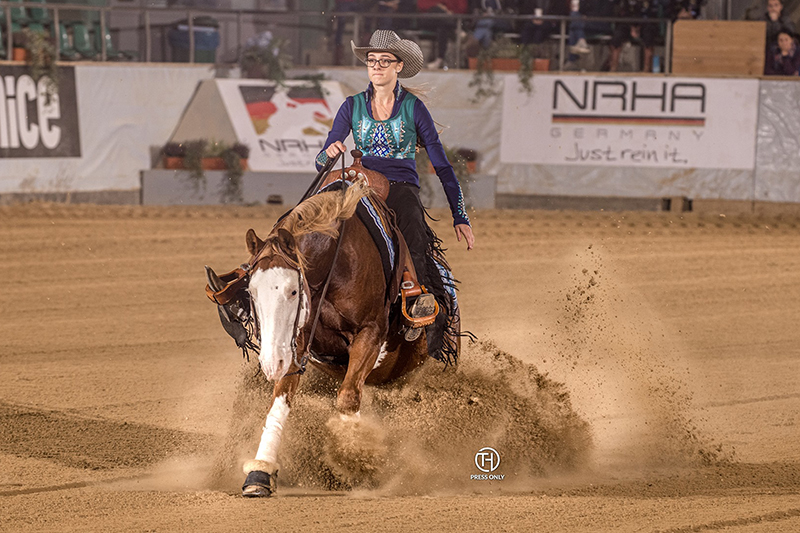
315 29 475 348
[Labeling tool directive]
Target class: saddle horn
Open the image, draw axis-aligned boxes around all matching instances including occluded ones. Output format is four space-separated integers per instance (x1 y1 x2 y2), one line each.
205 265 226 292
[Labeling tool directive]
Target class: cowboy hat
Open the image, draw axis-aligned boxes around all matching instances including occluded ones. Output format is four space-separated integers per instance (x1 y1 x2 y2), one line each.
351 30 424 78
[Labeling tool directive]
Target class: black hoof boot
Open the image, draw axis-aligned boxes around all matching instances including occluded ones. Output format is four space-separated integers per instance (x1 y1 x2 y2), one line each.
242 470 277 498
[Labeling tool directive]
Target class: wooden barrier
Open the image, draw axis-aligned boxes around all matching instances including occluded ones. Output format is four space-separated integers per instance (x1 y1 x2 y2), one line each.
672 20 766 76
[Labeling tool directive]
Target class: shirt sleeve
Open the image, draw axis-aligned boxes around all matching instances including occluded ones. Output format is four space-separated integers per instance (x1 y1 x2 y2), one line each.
414 98 471 227
315 97 354 170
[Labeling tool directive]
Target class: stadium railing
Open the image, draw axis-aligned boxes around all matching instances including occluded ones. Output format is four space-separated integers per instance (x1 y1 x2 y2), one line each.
0 2 673 73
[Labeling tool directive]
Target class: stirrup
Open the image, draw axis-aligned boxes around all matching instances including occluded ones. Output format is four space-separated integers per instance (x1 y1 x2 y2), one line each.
402 290 438 333
404 292 437 341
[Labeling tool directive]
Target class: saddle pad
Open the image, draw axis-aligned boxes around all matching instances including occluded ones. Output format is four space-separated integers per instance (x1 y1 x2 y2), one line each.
319 181 396 285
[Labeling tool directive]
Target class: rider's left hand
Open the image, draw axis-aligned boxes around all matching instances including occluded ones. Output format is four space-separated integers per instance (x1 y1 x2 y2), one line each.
455 224 474 250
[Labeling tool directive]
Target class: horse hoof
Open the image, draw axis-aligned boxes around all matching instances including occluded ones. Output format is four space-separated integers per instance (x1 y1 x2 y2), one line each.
241 470 277 498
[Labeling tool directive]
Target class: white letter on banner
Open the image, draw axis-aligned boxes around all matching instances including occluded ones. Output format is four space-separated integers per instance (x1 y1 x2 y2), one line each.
17 75 39 149
5 76 20 148
37 77 61 150
0 77 8 149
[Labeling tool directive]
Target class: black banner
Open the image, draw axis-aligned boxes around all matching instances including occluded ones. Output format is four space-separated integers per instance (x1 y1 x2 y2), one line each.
0 65 80 158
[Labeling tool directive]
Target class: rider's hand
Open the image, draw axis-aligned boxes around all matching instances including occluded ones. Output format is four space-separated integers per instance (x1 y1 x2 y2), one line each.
455 224 474 251
325 141 347 159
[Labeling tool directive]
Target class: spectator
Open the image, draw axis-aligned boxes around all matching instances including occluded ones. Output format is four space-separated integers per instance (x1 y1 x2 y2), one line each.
418 0 468 68
567 0 591 55
517 0 560 46
765 28 800 75
563 0 616 67
607 0 661 72
332 0 362 65
367 0 417 34
764 0 796 51
668 0 703 19
472 0 514 49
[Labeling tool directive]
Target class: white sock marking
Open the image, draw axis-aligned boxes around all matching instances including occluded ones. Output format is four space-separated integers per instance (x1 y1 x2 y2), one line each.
255 394 291 466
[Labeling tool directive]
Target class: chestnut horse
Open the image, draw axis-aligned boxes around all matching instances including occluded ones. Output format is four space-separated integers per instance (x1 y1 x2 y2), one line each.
211 178 455 497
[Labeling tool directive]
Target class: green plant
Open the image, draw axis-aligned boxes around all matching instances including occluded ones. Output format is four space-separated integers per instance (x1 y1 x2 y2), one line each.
183 139 208 187
163 140 250 203
220 144 249 204
18 29 59 104
239 31 291 83
468 37 540 102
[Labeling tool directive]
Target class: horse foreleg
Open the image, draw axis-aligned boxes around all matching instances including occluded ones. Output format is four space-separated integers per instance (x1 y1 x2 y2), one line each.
242 373 300 497
336 326 381 414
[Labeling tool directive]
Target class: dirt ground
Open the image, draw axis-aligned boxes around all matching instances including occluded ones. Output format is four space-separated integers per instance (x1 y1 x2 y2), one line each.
1 202 799 532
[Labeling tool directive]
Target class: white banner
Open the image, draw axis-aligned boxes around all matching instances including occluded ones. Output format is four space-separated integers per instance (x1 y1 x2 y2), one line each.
0 64 213 195
217 80 345 172
501 75 760 169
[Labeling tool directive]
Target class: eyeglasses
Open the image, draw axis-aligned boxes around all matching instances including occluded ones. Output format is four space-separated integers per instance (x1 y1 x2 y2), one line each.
365 58 400 68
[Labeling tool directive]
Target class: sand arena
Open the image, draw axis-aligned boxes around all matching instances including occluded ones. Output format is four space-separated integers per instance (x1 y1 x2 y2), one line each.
1 203 799 532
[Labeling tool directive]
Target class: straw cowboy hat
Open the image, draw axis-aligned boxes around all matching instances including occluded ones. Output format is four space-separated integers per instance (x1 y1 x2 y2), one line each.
351 30 424 78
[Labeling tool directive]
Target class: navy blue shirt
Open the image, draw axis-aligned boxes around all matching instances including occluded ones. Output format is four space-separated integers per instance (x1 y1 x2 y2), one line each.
316 83 469 227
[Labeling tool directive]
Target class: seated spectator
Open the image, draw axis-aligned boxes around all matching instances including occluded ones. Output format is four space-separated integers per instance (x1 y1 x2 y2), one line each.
473 0 514 49
764 0 796 51
562 0 616 68
518 0 560 46
567 0 591 55
607 0 661 72
367 0 416 35
765 28 800 75
332 0 362 65
418 0 468 68
670 0 704 19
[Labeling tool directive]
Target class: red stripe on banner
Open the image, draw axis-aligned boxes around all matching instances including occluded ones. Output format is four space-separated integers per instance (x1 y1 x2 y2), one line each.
552 115 705 126
292 97 330 111
246 101 278 120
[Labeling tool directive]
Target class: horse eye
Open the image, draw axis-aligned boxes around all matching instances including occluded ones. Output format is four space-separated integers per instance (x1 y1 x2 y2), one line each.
291 290 298 296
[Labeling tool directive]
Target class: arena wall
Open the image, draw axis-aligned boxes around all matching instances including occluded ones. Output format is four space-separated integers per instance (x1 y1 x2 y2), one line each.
1 64 798 208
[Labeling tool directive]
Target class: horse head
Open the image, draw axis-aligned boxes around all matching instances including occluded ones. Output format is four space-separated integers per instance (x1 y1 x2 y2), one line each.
246 227 309 381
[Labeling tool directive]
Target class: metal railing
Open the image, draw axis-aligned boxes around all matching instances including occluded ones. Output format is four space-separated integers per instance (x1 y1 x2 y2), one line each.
1 3 674 73
339 12 673 73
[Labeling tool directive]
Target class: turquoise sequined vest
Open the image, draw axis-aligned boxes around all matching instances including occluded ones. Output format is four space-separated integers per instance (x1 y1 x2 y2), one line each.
351 91 417 160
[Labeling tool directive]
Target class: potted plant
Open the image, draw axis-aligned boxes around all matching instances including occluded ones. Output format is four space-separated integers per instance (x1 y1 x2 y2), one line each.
162 140 250 203
468 36 549 101
14 29 59 103
239 30 291 83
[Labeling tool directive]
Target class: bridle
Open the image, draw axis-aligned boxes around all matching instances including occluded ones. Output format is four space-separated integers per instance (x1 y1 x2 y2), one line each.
250 153 350 377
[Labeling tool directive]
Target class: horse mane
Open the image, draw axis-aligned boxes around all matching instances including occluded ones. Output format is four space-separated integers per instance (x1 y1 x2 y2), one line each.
267 178 371 271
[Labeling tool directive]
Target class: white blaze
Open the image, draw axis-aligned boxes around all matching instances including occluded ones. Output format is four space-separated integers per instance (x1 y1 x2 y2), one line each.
249 267 307 381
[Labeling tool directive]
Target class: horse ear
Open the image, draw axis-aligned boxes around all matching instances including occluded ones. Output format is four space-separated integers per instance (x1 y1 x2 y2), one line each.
276 228 297 255
245 229 264 256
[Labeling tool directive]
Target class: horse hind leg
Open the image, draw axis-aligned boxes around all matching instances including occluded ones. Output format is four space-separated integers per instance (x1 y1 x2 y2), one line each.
242 375 299 497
